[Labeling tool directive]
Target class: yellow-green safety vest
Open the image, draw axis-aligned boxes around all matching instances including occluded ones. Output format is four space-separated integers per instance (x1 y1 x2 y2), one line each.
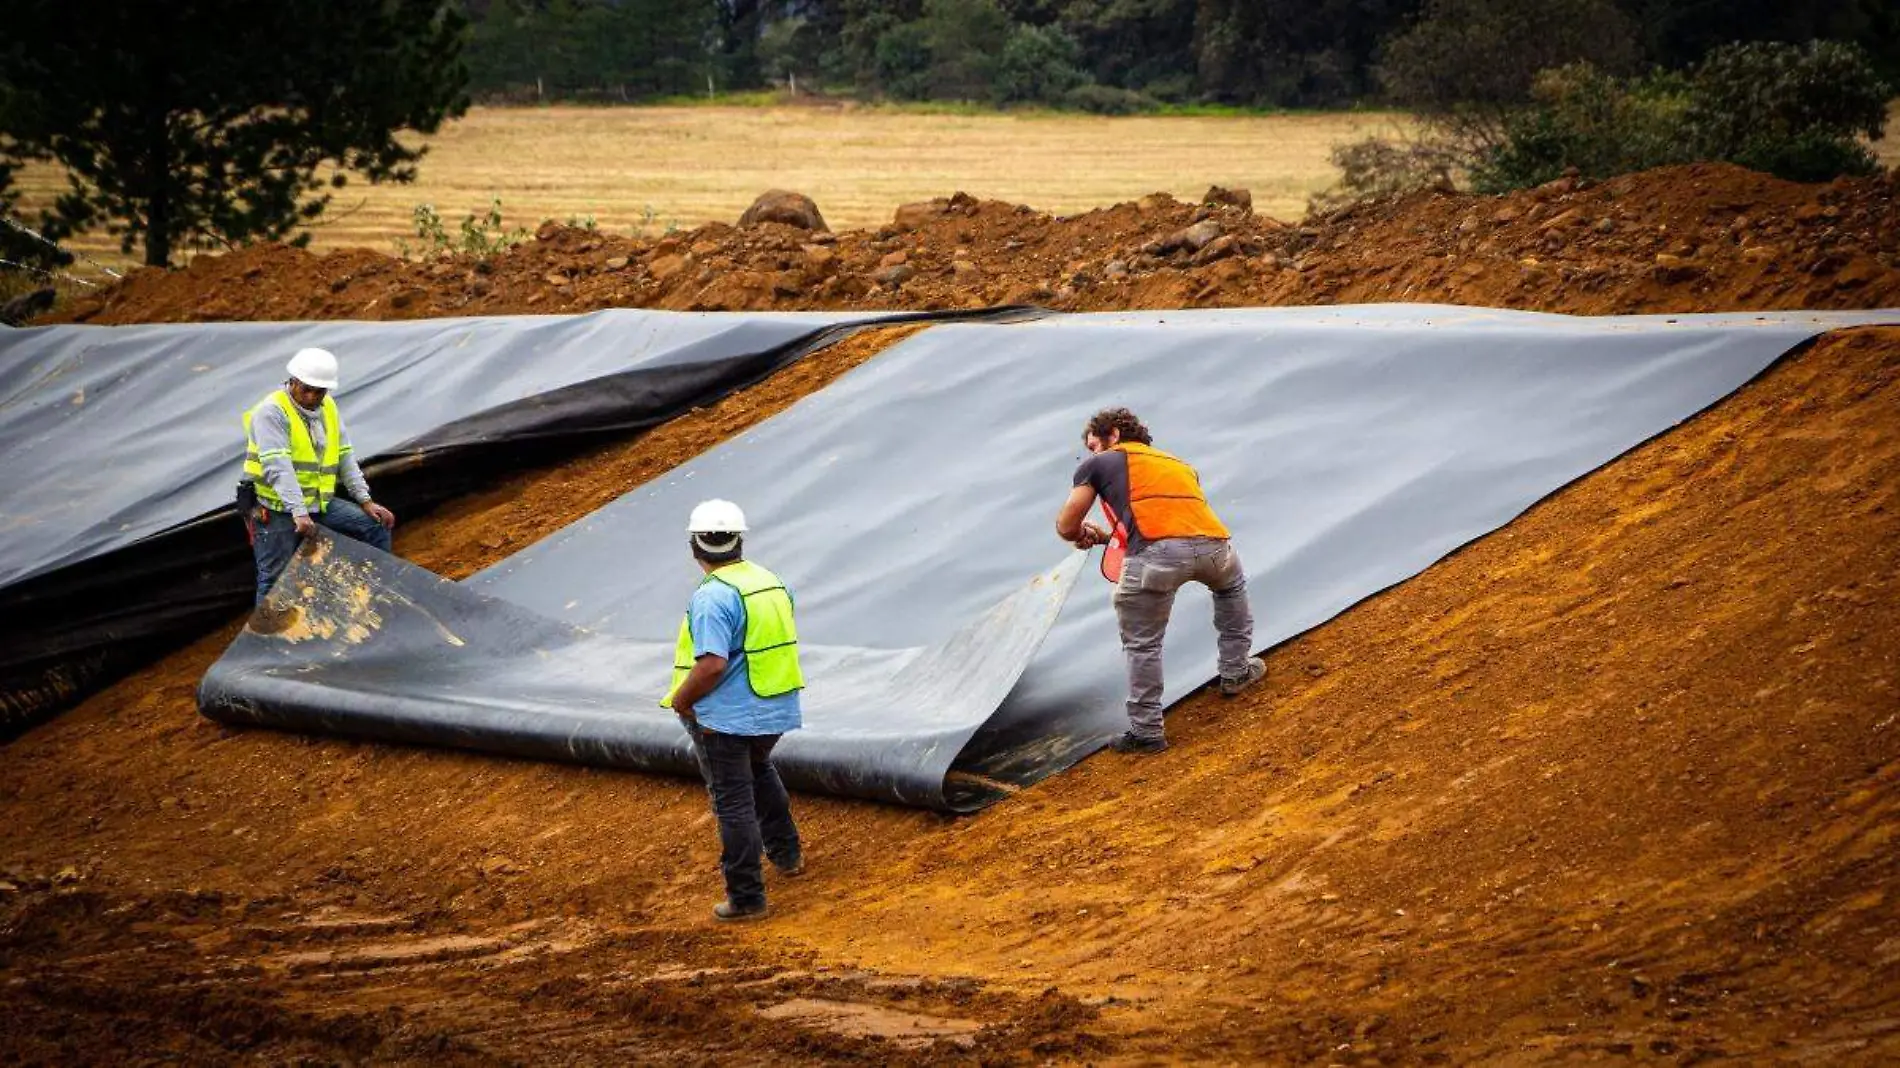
661 559 804 708
242 390 344 514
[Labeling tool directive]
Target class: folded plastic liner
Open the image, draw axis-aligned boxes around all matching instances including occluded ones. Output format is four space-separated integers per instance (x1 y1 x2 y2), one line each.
199 533 1081 810
197 306 1896 808
0 307 1027 730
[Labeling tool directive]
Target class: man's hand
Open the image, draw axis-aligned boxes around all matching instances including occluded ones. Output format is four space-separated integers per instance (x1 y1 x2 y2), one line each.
1072 522 1110 549
364 501 396 529
1056 484 1099 545
675 707 700 735
293 514 317 537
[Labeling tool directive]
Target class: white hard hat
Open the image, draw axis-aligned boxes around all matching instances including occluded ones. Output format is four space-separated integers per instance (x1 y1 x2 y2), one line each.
687 499 748 534
285 347 340 390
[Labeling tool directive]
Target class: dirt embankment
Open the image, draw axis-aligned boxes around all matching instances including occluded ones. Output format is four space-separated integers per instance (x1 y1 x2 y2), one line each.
4 166 1900 1063
44 162 1900 326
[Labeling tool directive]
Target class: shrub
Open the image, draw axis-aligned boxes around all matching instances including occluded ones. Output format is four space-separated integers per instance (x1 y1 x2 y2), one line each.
1683 40 1891 182
1470 64 1693 191
1472 41 1890 190
1061 84 1161 115
396 197 528 259
1309 135 1464 215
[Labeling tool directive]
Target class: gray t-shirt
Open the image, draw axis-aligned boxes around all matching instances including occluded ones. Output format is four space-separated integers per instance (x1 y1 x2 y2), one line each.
1073 450 1148 555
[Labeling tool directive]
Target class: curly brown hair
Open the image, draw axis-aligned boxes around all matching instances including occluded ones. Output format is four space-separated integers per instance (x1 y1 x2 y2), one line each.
1083 407 1152 446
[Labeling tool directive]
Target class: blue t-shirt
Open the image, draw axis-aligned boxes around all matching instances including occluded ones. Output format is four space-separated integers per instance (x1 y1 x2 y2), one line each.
686 579 803 736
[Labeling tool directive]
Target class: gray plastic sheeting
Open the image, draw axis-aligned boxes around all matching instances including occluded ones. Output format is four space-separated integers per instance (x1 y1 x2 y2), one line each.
202 305 1896 809
200 534 1080 807
0 309 863 589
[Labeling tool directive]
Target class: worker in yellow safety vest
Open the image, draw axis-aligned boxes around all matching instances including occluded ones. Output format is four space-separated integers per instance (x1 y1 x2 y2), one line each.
240 347 396 603
1055 407 1265 754
661 498 805 922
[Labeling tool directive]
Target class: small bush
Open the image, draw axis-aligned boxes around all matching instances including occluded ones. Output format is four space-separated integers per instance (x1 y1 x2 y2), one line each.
1139 73 1195 105
396 197 529 259
1684 40 1891 182
1472 41 1889 190
1310 135 1463 215
1061 84 1161 115
1470 64 1692 191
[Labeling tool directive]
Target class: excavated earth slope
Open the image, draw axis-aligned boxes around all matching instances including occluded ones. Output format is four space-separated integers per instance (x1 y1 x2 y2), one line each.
42 162 1900 324
4 164 1899 1064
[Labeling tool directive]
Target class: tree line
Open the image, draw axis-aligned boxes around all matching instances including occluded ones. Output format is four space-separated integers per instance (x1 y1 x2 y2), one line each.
463 0 1900 111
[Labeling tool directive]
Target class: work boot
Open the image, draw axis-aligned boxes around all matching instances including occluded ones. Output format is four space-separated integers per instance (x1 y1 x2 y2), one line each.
1110 731 1168 754
713 900 769 922
772 853 806 878
1218 657 1267 698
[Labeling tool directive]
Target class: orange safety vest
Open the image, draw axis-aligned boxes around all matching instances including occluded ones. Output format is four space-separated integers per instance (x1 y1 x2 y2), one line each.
1113 442 1230 542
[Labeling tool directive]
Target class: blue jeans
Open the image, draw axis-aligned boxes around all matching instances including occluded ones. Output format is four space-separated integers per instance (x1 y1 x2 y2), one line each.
690 729 801 909
251 499 393 604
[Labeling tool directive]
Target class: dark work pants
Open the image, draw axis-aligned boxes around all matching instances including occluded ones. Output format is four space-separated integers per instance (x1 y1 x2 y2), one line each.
691 729 800 909
251 500 392 604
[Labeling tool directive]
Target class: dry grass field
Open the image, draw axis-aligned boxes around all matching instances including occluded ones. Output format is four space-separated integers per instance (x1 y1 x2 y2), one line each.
10 105 1404 269
9 101 1898 274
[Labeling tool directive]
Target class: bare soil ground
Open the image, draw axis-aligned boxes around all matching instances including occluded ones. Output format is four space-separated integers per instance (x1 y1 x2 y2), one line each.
4 164 1900 1064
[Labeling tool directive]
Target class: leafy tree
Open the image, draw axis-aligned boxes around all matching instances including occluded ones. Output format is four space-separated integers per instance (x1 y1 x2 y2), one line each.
0 1 468 268
759 15 825 87
1196 0 1421 107
1380 0 1642 150
1618 0 1900 82
874 21 938 99
465 0 714 100
1051 0 1197 95
868 0 1016 101
995 24 1090 104
919 0 1016 100
1684 40 1892 181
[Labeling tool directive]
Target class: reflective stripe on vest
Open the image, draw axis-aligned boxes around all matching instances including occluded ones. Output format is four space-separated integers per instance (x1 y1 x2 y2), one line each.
1114 441 1231 542
243 390 342 514
660 559 804 708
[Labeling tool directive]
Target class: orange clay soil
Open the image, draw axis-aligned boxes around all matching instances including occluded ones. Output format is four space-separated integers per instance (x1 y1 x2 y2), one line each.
4 167 1900 1064
42 162 1900 326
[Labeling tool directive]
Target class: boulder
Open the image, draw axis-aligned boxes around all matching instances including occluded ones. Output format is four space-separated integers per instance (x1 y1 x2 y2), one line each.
871 263 915 288
1203 185 1253 213
1190 234 1241 265
648 253 690 283
893 200 943 231
737 190 827 232
1179 219 1224 253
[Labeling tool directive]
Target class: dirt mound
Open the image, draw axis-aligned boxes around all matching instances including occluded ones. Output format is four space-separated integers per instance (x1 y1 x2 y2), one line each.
45 163 1900 326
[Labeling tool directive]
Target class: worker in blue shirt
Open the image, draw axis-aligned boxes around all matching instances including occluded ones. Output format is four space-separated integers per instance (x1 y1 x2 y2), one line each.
661 499 806 921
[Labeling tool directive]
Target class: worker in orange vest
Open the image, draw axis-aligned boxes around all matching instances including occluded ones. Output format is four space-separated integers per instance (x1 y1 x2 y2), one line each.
1056 407 1264 753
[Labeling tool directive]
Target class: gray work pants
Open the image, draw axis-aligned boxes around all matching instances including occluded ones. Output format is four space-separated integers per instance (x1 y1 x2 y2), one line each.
1113 536 1254 741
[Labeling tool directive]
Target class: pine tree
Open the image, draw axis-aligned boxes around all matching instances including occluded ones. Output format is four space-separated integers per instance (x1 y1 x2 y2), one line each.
0 0 469 267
